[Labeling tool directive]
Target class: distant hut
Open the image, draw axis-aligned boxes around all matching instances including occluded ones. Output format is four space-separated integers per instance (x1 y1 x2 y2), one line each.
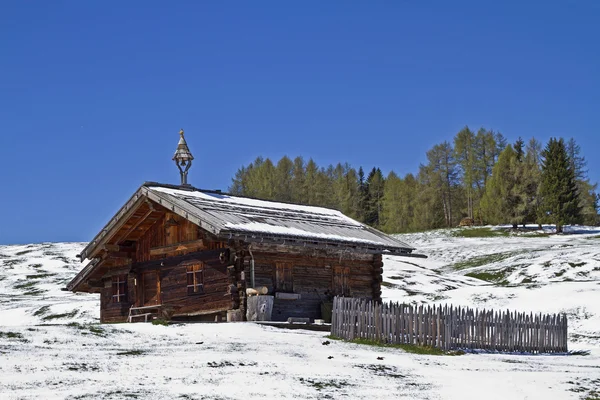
67 130 424 323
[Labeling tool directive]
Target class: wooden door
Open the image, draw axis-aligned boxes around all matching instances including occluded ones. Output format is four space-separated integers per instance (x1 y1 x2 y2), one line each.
142 271 160 305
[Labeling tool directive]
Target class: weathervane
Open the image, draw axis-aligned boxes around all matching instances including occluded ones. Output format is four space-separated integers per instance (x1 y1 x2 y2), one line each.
172 128 194 186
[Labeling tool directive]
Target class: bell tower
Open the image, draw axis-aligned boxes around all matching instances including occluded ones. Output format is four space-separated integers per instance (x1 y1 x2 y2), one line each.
172 129 194 186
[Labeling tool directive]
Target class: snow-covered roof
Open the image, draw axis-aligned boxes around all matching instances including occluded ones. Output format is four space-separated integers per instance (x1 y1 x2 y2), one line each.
77 182 417 264
146 184 415 253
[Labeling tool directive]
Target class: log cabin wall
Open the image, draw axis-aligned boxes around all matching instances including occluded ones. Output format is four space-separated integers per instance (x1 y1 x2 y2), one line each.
99 272 136 323
245 247 377 322
152 251 231 317
99 211 232 322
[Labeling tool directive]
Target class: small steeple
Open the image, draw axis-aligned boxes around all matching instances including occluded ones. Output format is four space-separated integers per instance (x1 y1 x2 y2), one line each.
172 129 194 186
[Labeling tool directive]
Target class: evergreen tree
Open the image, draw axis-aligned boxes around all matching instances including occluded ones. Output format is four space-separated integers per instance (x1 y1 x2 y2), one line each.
481 145 527 227
343 167 361 219
365 167 385 227
538 138 582 233
274 156 294 202
414 164 446 229
304 158 330 206
523 138 543 226
514 137 525 162
454 126 477 219
382 172 419 233
566 138 599 225
290 156 306 203
357 166 367 222
230 165 248 195
424 142 458 227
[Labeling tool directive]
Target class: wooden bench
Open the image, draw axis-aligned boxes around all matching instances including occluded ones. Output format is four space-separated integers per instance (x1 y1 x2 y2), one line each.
127 305 163 323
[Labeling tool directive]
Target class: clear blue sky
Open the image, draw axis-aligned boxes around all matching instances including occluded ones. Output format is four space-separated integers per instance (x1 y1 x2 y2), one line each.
1 1 599 244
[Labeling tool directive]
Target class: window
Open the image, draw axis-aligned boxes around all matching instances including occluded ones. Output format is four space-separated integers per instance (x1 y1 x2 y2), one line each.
275 263 293 292
187 263 204 295
333 266 350 296
112 275 127 303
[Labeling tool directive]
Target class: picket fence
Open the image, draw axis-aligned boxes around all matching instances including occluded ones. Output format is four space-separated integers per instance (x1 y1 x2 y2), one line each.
331 297 568 353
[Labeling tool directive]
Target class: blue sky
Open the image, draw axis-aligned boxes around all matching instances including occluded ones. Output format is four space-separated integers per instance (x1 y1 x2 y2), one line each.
1 1 599 244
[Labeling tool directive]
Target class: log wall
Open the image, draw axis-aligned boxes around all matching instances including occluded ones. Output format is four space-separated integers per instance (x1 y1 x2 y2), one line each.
246 249 378 322
99 208 231 322
99 273 136 323
156 253 232 316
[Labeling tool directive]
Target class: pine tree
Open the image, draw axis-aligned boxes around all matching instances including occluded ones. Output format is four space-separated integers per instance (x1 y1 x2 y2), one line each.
523 138 543 226
229 166 248 195
566 138 599 225
290 156 306 203
454 126 477 220
365 167 385 227
423 142 458 227
538 138 582 233
274 156 294 202
514 137 525 162
357 166 367 222
343 167 361 219
480 145 527 227
382 172 419 233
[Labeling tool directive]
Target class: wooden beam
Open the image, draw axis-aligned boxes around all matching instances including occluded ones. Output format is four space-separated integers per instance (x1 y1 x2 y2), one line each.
80 192 147 261
104 251 134 259
132 248 230 272
149 239 205 256
112 200 157 245
103 244 136 253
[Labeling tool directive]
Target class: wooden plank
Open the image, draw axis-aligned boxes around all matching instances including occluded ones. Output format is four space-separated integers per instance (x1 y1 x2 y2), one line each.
149 239 206 256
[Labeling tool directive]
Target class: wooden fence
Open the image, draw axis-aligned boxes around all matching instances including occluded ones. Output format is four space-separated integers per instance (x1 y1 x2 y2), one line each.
331 297 568 353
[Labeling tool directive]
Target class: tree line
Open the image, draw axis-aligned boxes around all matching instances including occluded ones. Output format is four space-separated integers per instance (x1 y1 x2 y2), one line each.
229 127 599 233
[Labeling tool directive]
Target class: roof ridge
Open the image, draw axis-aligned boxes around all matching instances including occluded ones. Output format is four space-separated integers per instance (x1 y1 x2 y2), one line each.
143 181 346 214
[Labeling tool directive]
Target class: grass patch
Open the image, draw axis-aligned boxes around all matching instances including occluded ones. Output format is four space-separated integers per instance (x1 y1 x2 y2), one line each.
67 322 106 336
26 273 56 279
42 310 78 320
15 250 34 256
465 269 512 285
450 252 523 270
0 331 24 340
13 281 36 290
3 258 25 267
33 305 51 317
554 270 567 278
452 228 509 238
116 350 146 356
207 361 234 368
23 289 46 296
151 318 169 326
569 262 587 268
299 377 350 391
355 363 406 378
502 359 525 364
326 335 462 356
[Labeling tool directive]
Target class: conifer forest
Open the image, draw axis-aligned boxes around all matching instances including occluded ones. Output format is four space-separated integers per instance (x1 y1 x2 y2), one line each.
229 127 599 233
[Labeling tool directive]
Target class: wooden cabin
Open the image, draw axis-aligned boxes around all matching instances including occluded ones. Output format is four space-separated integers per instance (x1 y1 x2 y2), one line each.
67 131 422 323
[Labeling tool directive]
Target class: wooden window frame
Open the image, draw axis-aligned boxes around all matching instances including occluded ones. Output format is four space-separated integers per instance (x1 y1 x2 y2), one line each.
112 275 128 303
186 263 205 295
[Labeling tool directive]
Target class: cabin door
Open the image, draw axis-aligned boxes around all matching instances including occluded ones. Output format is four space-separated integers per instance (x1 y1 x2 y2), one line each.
142 271 161 306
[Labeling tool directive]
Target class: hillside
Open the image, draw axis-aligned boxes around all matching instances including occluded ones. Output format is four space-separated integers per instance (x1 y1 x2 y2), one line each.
1 228 599 399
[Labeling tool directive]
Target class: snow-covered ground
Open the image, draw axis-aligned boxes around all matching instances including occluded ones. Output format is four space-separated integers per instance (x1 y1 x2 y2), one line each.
1 228 599 399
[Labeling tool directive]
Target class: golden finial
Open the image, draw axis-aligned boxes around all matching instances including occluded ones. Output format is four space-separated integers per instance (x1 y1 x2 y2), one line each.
179 128 184 137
